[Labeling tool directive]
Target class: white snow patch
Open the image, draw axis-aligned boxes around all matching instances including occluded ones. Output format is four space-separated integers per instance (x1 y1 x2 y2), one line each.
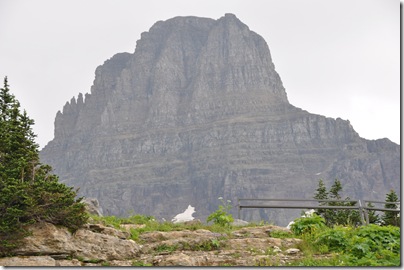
171 205 195 223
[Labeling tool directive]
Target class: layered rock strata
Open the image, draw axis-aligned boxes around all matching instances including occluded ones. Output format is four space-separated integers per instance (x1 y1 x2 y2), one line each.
40 14 400 225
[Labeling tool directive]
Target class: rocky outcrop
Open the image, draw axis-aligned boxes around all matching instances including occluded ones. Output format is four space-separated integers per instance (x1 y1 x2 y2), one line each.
13 222 141 262
1 222 312 266
83 198 103 216
40 14 400 226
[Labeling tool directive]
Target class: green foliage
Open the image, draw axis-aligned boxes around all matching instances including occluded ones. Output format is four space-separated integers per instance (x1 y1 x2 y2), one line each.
382 189 400 227
155 243 178 254
90 213 155 230
90 211 399 267
190 239 221 251
286 254 345 266
289 214 326 236
0 77 88 256
313 226 350 252
131 260 153 266
268 229 293 238
365 202 380 224
288 207 400 267
206 197 234 227
308 224 400 266
313 179 361 226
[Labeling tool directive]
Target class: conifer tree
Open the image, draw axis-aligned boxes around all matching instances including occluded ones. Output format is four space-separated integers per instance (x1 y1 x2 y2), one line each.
365 202 380 225
313 179 330 219
0 77 88 256
313 179 361 226
382 189 400 227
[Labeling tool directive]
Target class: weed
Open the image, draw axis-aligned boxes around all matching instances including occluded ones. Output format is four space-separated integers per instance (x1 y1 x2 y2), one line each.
286 254 345 266
255 257 280 266
207 197 234 227
268 230 293 238
155 243 177 254
131 260 153 266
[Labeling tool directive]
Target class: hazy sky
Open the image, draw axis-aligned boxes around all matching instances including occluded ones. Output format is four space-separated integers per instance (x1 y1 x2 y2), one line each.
0 0 400 148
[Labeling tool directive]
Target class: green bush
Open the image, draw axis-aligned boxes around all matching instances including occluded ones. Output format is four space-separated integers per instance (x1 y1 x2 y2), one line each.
206 197 234 227
289 214 326 236
310 224 400 266
313 226 350 252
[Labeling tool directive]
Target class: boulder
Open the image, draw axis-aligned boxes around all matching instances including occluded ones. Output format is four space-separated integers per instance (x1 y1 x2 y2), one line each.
0 256 56 266
13 222 141 263
83 197 103 216
231 219 249 227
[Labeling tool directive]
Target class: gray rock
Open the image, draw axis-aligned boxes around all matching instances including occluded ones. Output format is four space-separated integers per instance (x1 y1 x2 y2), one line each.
285 248 300 255
0 256 56 267
40 14 400 226
231 219 249 227
14 222 141 261
83 197 103 216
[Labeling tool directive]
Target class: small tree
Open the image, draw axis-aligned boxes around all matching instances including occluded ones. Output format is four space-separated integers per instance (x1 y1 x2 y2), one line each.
313 179 361 227
329 179 342 200
314 179 332 223
382 189 400 227
365 202 380 225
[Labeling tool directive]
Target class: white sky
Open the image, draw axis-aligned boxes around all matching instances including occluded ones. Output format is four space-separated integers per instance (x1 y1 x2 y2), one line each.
0 0 400 148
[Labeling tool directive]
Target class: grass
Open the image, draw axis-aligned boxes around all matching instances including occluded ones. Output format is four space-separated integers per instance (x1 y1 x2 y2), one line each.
155 243 178 254
89 213 235 243
267 229 293 238
88 213 400 267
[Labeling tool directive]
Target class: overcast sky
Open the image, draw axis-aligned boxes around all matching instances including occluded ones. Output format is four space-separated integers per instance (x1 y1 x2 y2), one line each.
0 0 400 148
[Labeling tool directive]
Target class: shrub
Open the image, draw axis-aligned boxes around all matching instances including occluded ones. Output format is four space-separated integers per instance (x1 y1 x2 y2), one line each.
207 197 234 227
313 226 350 252
310 224 400 266
289 214 326 236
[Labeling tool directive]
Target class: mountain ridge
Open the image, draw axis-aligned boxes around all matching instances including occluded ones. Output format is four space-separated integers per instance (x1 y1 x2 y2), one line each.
40 14 400 225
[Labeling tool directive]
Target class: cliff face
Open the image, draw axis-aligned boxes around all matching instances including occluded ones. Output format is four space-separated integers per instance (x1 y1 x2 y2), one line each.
40 14 400 225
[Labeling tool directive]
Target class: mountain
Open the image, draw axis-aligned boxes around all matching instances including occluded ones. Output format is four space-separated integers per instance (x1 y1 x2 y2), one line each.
40 14 400 225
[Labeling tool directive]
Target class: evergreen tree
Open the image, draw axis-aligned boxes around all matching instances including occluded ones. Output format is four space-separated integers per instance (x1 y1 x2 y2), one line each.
365 202 380 225
382 189 400 227
313 179 361 227
314 179 328 201
329 179 342 200
0 77 88 255
313 179 330 221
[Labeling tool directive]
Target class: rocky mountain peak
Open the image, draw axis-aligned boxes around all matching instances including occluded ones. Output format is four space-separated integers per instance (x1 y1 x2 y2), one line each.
40 14 399 225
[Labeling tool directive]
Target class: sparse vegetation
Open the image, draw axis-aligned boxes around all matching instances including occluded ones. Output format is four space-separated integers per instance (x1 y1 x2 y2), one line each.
87 208 400 267
206 197 234 227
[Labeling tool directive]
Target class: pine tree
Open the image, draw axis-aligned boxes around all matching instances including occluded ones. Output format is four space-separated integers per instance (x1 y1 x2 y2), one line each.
0 77 88 255
329 179 342 200
382 189 400 227
313 179 330 220
313 179 361 227
366 202 380 225
314 179 328 201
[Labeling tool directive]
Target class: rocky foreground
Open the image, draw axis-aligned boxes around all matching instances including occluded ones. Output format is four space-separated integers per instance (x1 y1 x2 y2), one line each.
0 221 330 267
